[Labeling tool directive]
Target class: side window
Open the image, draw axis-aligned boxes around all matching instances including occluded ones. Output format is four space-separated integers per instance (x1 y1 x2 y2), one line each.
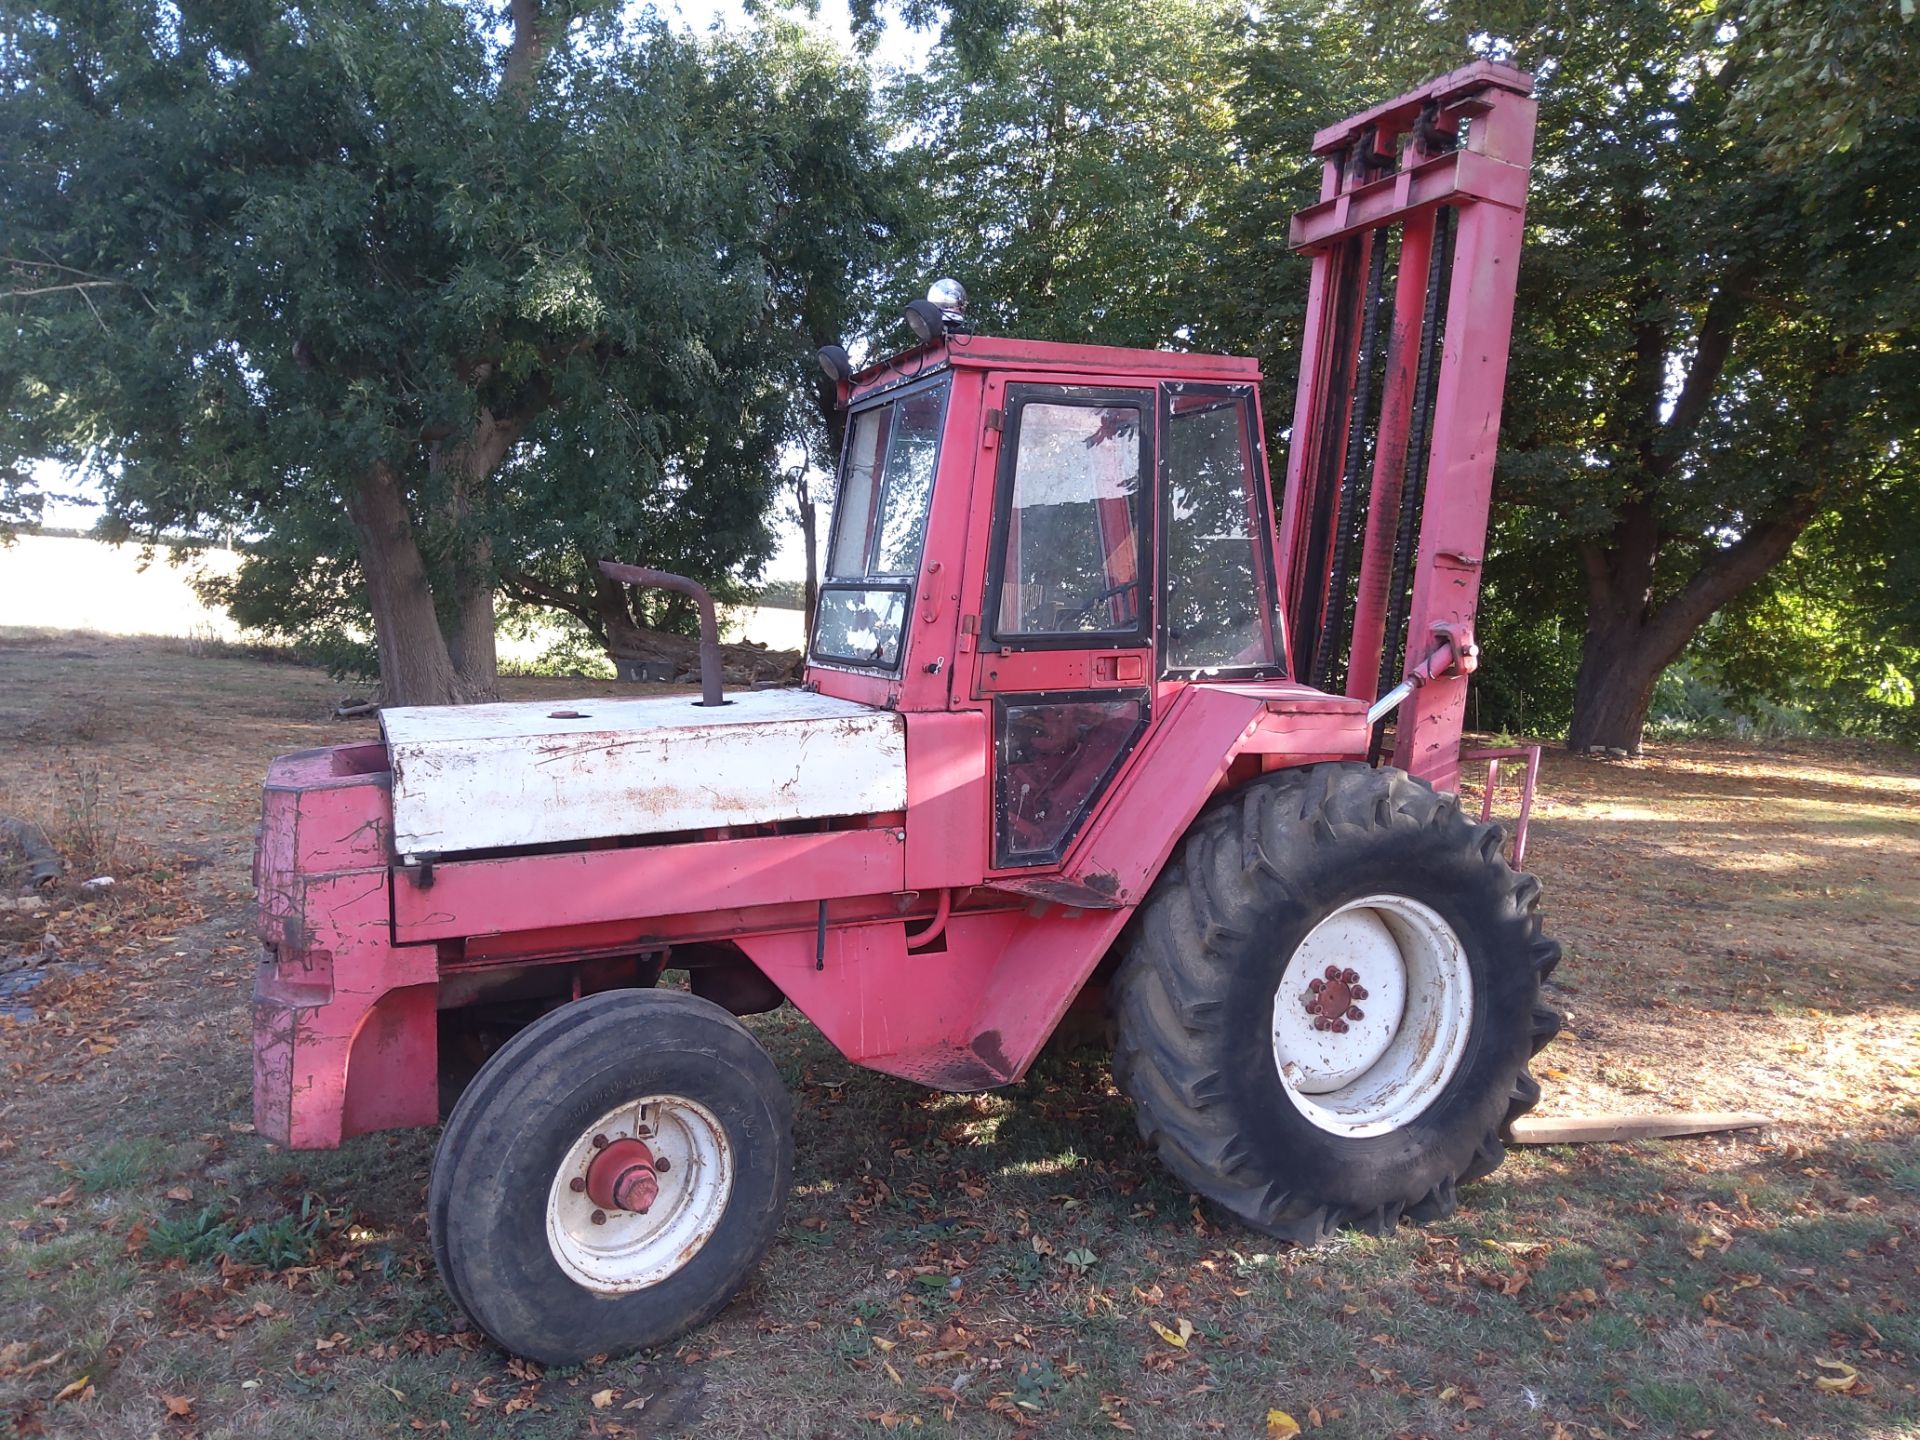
995 693 1148 866
1163 389 1279 672
813 590 908 669
813 381 948 670
993 397 1148 640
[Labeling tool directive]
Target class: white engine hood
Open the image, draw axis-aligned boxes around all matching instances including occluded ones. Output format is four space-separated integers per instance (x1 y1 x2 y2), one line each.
381 688 906 856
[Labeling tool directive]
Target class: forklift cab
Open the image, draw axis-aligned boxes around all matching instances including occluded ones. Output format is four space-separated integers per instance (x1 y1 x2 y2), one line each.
807 318 1293 872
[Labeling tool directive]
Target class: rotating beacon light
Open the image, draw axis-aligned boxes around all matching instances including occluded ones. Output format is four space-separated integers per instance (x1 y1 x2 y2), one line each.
904 278 970 342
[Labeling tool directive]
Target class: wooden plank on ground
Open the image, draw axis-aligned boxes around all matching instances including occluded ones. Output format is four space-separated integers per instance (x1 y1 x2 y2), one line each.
1508 1112 1771 1145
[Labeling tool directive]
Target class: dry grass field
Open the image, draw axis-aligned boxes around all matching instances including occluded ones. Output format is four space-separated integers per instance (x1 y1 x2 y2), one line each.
1 627 1917 1440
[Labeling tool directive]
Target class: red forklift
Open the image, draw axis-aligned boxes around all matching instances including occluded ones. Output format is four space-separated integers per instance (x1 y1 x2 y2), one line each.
250 62 1558 1363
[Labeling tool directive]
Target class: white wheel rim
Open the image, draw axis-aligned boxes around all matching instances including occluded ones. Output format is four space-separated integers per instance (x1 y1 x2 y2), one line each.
1270 894 1473 1138
546 1096 734 1293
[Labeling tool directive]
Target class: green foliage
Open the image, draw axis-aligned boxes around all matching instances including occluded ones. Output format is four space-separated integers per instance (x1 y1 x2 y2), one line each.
1329 0 1920 744
145 1195 340 1270
144 1206 237 1265
4 0 1913 730
1692 466 1920 743
754 578 810 611
887 0 1254 349
1 2 900 686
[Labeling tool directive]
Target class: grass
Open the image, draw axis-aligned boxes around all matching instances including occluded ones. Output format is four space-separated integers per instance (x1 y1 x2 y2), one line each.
0 632 1917 1439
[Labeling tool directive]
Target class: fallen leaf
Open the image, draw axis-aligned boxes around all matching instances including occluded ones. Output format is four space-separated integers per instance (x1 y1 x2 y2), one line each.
1266 1410 1302 1438
163 1394 194 1418
1814 1358 1861 1394
1149 1318 1195 1350
53 1375 90 1403
165 1186 193 1202
590 1389 615 1409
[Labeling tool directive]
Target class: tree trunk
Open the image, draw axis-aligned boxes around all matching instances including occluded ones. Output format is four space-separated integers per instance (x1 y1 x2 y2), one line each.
1566 614 1666 754
346 461 465 707
445 549 499 695
430 411 524 700
798 474 819 640
594 574 662 682
1567 483 1828 753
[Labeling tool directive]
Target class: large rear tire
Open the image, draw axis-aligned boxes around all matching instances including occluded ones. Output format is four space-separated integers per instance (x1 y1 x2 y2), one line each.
429 989 793 1364
1112 762 1560 1243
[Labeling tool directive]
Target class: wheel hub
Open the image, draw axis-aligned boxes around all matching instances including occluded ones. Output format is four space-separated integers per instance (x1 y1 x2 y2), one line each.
1302 965 1370 1032
545 1096 734 1294
1269 895 1474 1137
584 1136 660 1215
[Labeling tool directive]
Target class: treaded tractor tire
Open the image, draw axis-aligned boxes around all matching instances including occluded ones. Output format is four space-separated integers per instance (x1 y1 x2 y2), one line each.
429 989 793 1364
1112 762 1560 1243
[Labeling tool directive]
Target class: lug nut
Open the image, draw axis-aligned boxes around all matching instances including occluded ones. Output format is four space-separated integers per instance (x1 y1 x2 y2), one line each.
1331 1019 1349 1034
592 1134 608 1149
1350 985 1368 1000
1313 1016 1329 1031
1348 1006 1364 1021
1341 968 1358 985
1308 978 1325 993
1324 965 1341 980
652 1157 670 1174
569 1177 587 1193
590 1209 607 1225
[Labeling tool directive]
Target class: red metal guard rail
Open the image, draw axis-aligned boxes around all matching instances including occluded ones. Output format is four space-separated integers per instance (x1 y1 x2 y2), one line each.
1459 744 1541 869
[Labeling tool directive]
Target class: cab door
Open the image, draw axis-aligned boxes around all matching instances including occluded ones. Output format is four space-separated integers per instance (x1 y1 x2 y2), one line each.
972 384 1155 869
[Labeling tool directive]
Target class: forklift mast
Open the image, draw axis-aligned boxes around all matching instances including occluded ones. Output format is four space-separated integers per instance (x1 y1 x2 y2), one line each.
1276 61 1536 792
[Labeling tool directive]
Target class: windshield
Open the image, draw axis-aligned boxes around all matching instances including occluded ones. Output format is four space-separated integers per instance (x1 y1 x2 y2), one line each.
812 379 949 670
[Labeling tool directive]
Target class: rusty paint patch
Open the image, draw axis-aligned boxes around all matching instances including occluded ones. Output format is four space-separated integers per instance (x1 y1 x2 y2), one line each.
995 874 1131 910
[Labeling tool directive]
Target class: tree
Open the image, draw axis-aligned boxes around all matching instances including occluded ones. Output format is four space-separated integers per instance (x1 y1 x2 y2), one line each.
1694 460 1920 744
490 18 908 668
886 0 1252 349
2 1 896 703
1361 1 1920 751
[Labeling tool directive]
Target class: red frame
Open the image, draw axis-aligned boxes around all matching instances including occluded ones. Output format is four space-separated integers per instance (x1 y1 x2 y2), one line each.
1274 61 1536 791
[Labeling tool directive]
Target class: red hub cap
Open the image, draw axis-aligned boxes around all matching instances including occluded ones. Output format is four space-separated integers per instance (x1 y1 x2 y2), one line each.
1302 965 1369 1034
584 1137 660 1214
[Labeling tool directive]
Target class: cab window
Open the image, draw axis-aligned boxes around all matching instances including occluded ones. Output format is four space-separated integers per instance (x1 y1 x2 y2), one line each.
991 391 1150 642
813 379 949 670
1162 387 1280 672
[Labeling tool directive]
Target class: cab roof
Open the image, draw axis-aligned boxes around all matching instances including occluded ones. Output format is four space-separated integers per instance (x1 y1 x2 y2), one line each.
849 334 1262 404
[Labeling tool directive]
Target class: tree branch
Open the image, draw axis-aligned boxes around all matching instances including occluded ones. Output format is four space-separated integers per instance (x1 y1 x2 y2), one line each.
3 257 158 313
1654 277 1747 468
1641 489 1825 663
500 566 602 637
1 280 124 299
502 0 546 93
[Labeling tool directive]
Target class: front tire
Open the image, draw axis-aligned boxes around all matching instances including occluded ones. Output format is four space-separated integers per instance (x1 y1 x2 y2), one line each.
429 989 793 1364
1112 763 1560 1243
